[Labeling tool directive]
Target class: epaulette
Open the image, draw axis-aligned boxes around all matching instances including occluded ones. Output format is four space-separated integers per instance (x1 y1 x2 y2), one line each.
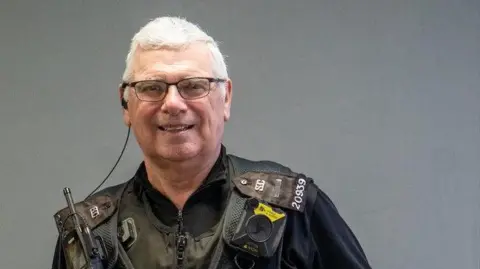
53 193 118 235
232 171 311 212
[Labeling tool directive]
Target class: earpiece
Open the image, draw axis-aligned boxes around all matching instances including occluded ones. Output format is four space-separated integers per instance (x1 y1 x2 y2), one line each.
121 98 128 110
119 82 128 110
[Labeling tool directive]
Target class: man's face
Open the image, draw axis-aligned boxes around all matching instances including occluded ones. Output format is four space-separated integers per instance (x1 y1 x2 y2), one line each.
121 43 232 162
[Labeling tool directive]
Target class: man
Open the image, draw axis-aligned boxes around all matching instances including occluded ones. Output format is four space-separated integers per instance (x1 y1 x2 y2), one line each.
52 16 372 269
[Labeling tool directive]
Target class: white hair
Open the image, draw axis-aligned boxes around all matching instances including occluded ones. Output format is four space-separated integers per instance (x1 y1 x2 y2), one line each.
122 16 229 100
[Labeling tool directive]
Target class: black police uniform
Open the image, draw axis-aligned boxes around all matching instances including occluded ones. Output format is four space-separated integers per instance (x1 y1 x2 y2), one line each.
52 145 372 269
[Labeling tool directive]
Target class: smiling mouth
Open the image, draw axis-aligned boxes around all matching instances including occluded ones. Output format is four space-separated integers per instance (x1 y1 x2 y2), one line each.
158 125 195 132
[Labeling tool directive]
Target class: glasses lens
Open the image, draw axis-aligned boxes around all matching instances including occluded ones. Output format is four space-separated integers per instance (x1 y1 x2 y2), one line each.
135 81 167 101
177 78 210 99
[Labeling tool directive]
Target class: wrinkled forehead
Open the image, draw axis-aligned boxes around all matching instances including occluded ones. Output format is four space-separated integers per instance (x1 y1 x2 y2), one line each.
131 43 214 81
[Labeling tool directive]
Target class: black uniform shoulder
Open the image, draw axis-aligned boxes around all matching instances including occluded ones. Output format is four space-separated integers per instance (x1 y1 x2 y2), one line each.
226 154 293 175
226 154 316 213
52 181 128 234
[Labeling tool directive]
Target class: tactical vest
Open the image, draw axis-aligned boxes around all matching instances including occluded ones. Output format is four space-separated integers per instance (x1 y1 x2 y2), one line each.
54 155 314 269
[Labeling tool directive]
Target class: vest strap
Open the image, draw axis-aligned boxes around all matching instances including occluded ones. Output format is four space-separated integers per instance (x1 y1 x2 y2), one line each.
207 155 296 269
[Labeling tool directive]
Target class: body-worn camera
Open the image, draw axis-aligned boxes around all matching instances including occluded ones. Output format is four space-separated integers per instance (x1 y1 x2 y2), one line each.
230 198 287 258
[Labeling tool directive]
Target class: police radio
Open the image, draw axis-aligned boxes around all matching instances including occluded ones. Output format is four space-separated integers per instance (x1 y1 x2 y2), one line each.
54 97 131 269
60 188 106 269
230 198 287 258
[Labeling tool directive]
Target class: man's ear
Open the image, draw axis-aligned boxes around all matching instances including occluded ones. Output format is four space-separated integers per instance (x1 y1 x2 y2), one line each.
223 79 232 122
119 84 131 127
122 109 131 127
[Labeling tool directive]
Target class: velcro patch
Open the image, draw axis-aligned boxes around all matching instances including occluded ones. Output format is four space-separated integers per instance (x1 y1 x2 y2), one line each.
53 194 116 235
232 172 310 212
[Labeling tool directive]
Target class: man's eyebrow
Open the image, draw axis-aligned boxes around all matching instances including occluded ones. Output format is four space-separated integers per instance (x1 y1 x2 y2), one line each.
141 73 207 81
143 76 167 80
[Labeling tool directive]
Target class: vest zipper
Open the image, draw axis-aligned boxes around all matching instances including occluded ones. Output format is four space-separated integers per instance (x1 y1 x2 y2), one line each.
176 210 187 269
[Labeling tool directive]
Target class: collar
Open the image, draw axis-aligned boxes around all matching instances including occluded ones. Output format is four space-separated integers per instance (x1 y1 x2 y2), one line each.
130 145 229 232
132 144 228 208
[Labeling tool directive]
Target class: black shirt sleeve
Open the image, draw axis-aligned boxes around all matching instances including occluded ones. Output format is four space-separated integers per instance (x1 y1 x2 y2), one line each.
281 181 372 269
308 183 372 268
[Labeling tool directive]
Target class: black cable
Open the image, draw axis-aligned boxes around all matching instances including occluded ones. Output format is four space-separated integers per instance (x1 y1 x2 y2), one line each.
56 127 130 268
56 213 74 269
86 127 131 199
56 212 89 269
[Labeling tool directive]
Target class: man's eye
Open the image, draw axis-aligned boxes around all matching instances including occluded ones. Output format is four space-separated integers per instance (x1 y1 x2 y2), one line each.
147 86 162 91
139 84 164 93
182 80 208 91
191 82 206 89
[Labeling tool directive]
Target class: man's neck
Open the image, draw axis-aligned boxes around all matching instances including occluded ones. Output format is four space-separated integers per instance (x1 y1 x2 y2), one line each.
144 146 222 210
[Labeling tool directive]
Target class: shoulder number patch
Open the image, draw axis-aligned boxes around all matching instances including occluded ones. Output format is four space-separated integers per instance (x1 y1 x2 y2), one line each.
291 175 307 210
233 172 310 212
53 194 116 235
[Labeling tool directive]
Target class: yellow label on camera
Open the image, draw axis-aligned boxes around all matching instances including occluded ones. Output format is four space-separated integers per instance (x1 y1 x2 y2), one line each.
243 243 259 253
253 203 286 222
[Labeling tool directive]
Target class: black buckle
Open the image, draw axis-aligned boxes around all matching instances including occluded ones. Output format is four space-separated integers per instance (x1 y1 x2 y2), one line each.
234 252 256 269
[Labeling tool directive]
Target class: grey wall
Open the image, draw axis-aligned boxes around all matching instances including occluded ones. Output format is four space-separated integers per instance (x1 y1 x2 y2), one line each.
1 1 479 268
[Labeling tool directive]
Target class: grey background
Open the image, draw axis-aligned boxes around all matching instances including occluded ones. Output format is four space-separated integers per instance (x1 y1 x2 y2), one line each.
0 0 479 268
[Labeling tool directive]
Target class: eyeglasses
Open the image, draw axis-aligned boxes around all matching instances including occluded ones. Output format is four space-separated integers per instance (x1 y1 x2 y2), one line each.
121 77 227 102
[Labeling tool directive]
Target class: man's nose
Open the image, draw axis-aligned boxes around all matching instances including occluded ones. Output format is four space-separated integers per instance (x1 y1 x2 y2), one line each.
160 85 187 115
